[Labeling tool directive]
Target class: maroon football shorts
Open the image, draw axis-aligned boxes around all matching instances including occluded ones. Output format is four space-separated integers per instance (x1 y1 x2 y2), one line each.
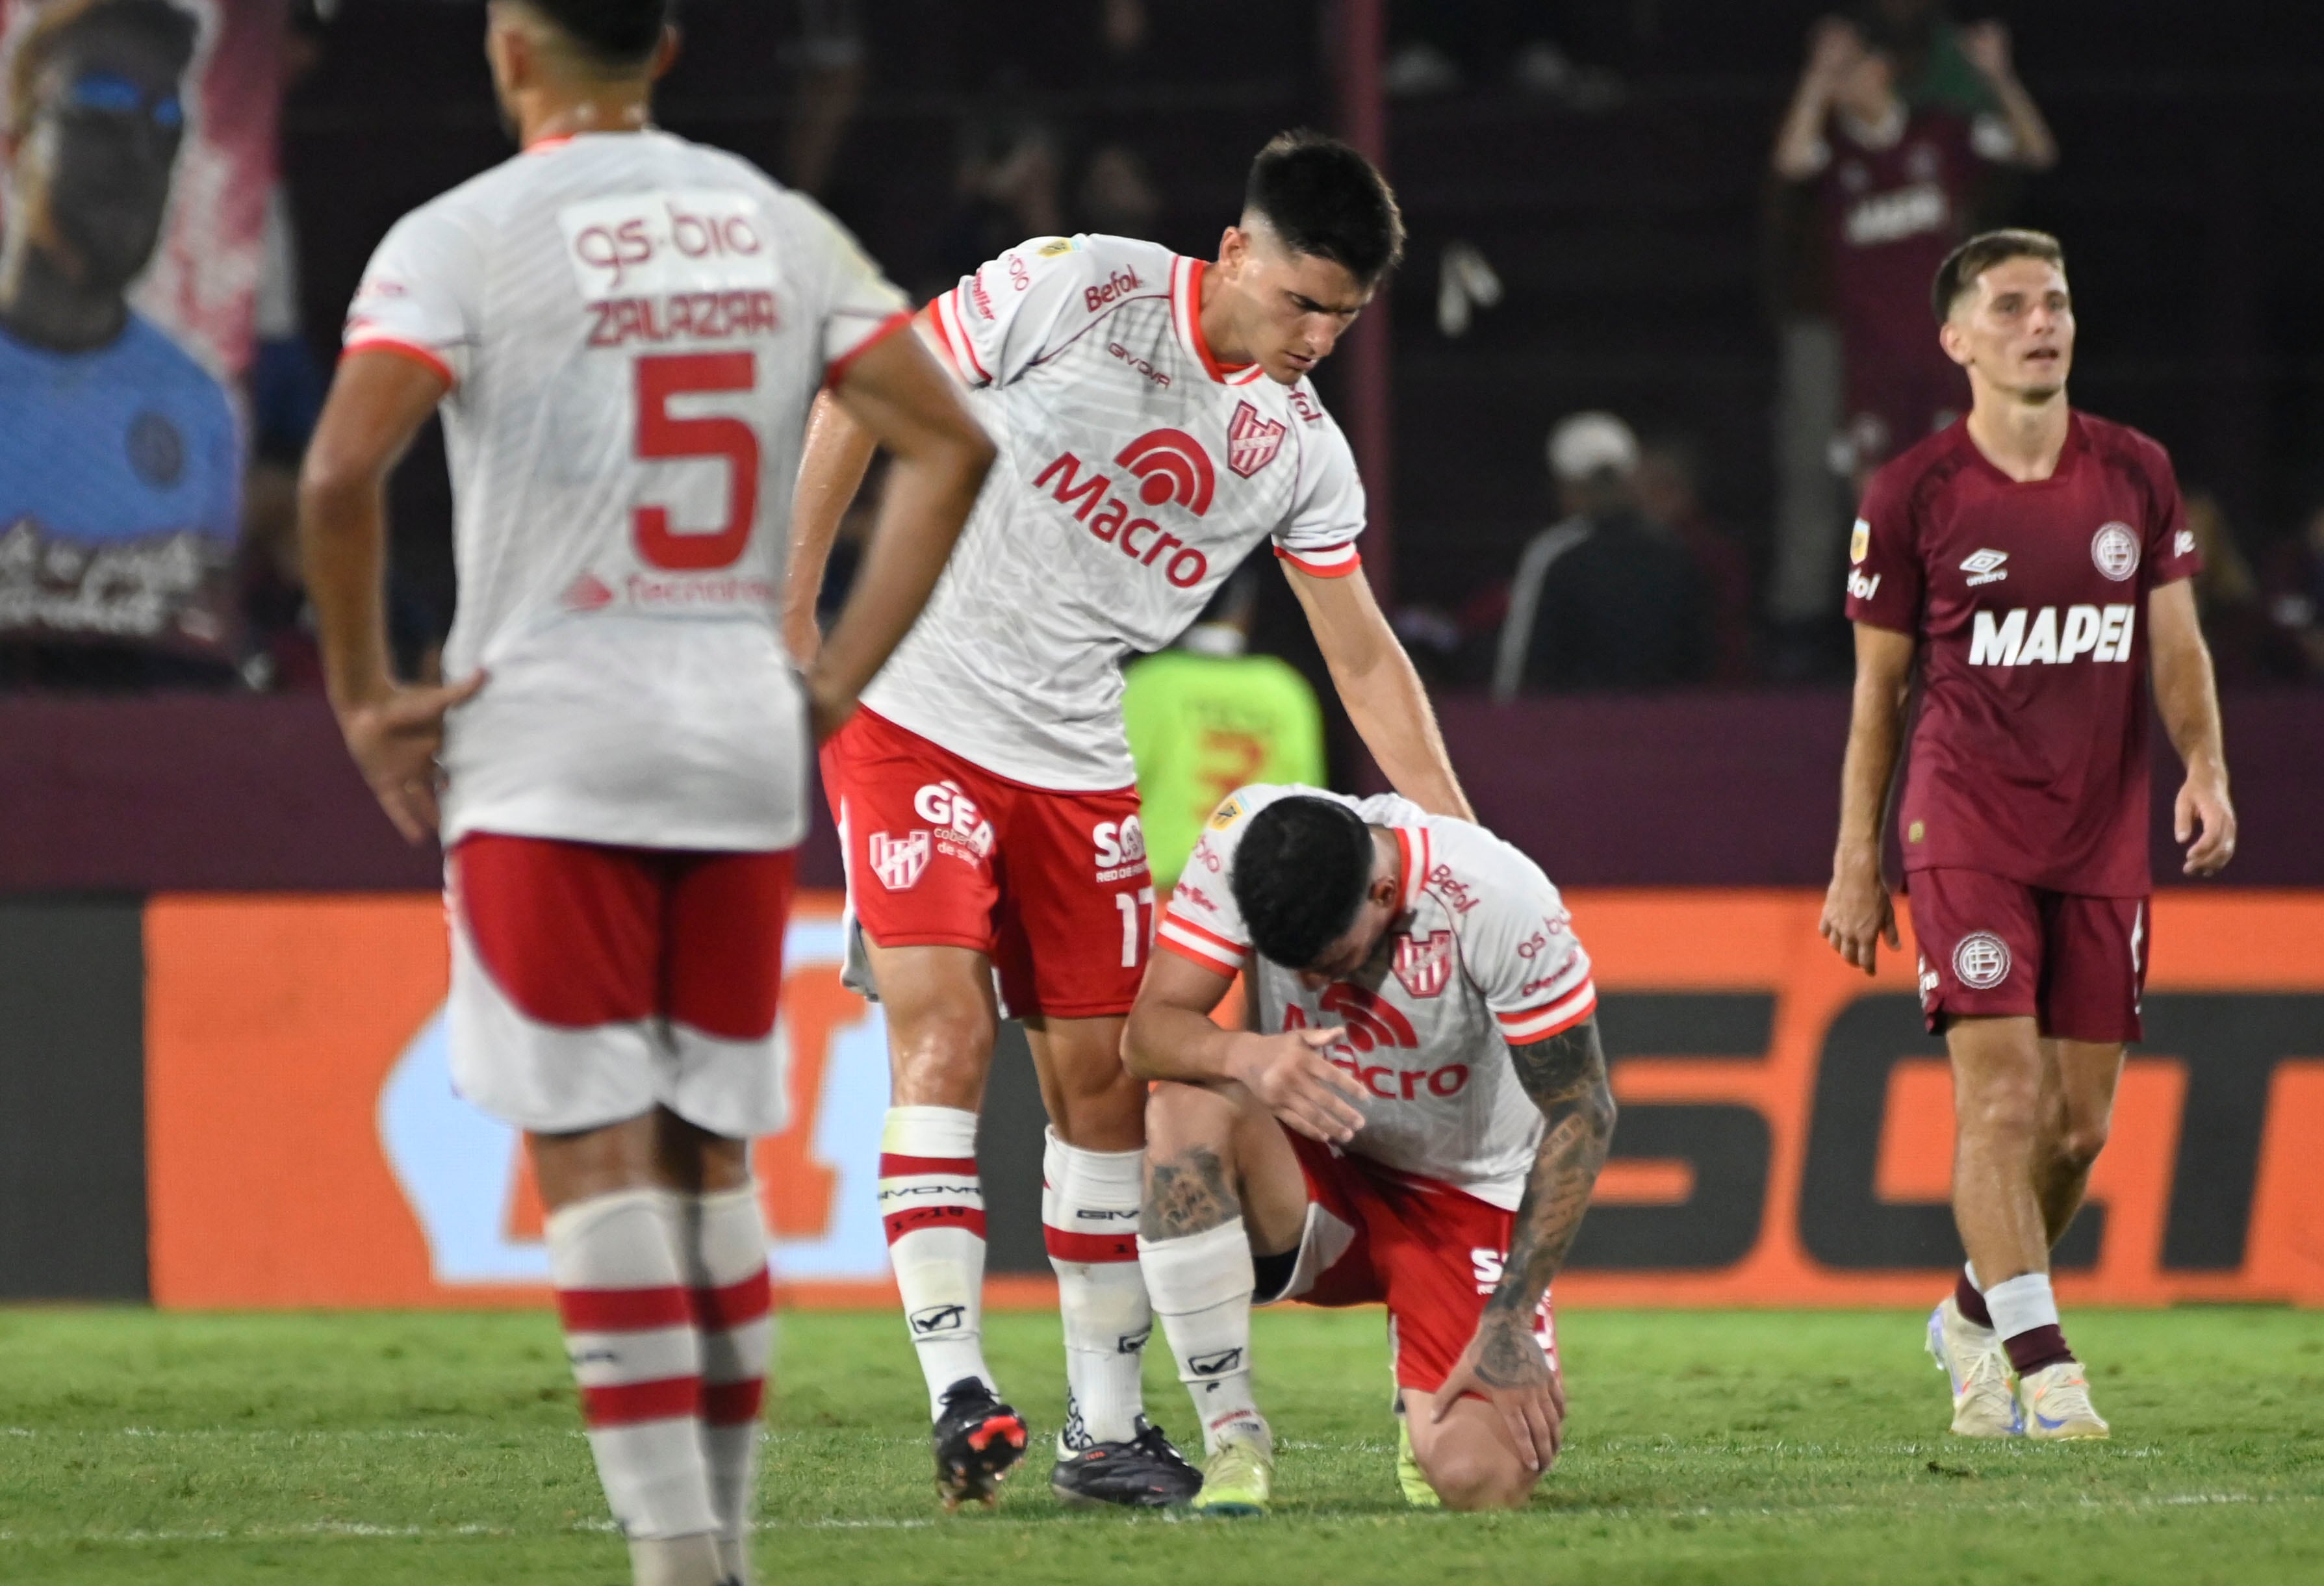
1905 867 2148 1043
1273 1132 1557 1396
819 708 1150 1020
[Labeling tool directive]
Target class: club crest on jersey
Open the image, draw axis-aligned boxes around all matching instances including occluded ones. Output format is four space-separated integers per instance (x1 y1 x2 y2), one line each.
868 829 930 891
1226 400 1286 479
1392 930 1454 999
2091 522 2140 582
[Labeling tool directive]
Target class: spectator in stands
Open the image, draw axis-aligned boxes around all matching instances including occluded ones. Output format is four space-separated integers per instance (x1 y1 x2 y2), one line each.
1123 567 1325 894
1637 435 1757 684
2264 502 2324 682
1492 413 1709 698
1772 15 2056 485
2178 491 2274 685
936 105 1062 285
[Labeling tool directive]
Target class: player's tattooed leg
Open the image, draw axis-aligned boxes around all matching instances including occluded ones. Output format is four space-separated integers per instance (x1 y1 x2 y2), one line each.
1143 1147 1238 1240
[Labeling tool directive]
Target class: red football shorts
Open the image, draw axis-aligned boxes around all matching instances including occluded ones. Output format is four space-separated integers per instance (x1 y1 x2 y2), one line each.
1906 867 2147 1043
819 708 1151 1020
1273 1132 1557 1396
448 834 797 1135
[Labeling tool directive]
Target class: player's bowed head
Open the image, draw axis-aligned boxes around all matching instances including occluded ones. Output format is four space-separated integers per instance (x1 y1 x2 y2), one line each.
1207 131 1406 387
483 0 679 144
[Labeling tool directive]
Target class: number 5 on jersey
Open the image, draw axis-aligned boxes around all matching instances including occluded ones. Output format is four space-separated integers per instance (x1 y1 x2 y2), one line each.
635 351 759 570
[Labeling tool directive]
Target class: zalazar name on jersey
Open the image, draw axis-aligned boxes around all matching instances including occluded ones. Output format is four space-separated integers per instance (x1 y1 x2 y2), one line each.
858 235 1368 793
1154 785 1598 1208
343 130 908 852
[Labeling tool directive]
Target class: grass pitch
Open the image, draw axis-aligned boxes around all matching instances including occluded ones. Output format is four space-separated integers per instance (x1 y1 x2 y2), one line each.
0 1306 2318 1585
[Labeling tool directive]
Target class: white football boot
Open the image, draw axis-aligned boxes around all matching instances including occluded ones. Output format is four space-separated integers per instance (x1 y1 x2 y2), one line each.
2019 1361 2110 1440
1926 1296 2022 1438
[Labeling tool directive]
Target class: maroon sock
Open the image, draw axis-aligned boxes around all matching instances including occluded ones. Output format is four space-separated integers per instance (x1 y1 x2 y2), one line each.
2003 1324 2075 1376
1953 1270 1995 1329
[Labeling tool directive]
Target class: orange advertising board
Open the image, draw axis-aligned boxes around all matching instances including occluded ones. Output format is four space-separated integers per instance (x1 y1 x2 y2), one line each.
145 890 2324 1309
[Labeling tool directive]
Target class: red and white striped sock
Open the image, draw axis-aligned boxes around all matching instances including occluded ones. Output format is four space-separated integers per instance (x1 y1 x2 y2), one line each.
880 1105 993 1416
1043 1129 1151 1448
544 1188 721 1565
685 1184 773 1585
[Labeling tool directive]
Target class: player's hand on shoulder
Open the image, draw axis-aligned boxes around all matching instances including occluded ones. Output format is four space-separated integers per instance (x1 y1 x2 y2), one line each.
2176 772 2237 876
1819 851 1898 975
335 672 487 845
1225 1026 1368 1144
1433 1314 1566 1475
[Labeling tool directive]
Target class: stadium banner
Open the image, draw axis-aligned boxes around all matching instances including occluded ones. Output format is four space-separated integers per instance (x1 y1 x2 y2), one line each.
0 0 281 664
144 890 2324 1309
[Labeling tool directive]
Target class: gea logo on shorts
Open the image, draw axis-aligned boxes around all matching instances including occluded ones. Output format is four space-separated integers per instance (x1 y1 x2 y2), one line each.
912 781 995 863
1092 815 1147 882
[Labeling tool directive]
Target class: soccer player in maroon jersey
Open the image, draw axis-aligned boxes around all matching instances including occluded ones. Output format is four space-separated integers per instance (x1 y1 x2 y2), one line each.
1820 229 2235 1442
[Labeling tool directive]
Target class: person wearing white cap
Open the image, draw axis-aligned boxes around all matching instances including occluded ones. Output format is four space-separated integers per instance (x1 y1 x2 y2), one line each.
1492 412 1709 698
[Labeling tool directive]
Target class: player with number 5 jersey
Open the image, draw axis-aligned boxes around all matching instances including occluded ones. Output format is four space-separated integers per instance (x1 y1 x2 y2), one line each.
298 5 992 1584
785 131 1473 1511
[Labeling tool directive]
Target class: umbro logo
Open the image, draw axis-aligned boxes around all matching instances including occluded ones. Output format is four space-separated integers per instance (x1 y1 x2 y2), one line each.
1961 548 2010 587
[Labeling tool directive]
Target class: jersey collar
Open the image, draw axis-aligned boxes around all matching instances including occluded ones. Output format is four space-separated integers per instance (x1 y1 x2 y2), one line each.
1392 825 1432 915
1171 256 1267 387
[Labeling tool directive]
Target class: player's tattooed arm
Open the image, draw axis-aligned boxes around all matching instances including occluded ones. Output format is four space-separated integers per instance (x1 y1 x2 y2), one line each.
1478 1018 1616 1374
1142 1147 1238 1240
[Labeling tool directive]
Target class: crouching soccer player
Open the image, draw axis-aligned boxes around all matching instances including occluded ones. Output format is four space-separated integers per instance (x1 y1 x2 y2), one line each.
1123 788 1615 1512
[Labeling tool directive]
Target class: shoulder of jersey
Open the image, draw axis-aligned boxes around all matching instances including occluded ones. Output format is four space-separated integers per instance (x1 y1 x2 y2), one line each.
1426 819 1551 910
2073 409 2171 477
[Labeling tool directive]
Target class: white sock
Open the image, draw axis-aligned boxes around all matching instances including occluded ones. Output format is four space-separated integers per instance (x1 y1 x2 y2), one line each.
545 1189 721 1549
880 1106 994 1416
1984 1271 2062 1341
1043 1131 1152 1448
1140 1218 1264 1455
683 1185 772 1585
628 1535 726 1586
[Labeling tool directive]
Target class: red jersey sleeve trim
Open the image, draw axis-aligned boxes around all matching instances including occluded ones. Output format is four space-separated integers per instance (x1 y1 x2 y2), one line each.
823 309 913 389
1273 544 1363 579
1497 984 1598 1045
341 335 455 391
1156 908 1249 972
929 287 991 385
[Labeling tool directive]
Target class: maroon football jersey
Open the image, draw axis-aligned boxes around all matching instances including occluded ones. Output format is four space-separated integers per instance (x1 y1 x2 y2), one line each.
1847 413 2201 897
1817 109 1986 457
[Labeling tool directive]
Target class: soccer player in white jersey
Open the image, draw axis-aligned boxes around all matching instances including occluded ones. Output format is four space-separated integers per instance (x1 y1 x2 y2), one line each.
1126 787 1615 1514
784 132 1472 1509
296 5 991 1584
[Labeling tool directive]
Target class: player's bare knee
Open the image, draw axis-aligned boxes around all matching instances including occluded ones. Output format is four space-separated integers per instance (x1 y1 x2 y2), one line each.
1421 1440 1537 1511
1143 1081 1238 1164
2054 1118 2110 1173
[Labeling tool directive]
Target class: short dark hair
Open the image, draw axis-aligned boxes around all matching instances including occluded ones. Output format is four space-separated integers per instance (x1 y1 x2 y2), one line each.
522 0 670 70
1231 797 1375 969
1932 228 2065 322
1244 130 1405 285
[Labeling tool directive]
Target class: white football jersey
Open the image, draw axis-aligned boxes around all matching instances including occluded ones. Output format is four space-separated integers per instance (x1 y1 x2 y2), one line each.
1156 785 1599 1209
344 130 909 850
858 235 1368 791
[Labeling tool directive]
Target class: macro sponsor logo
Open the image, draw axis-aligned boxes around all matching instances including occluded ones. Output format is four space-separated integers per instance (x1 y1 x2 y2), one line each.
1092 815 1147 882
867 830 930 891
1114 429 1216 515
1286 991 1470 1099
586 290 779 348
1083 265 1142 312
1032 452 1211 588
912 780 996 863
1106 340 1170 387
1967 604 2136 667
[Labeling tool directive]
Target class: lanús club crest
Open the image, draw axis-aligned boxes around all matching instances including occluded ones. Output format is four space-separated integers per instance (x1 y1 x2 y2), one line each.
1226 400 1286 479
1392 930 1454 999
869 829 931 891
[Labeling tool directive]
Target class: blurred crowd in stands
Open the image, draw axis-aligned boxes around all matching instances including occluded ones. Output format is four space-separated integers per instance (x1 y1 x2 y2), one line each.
6 0 2323 698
